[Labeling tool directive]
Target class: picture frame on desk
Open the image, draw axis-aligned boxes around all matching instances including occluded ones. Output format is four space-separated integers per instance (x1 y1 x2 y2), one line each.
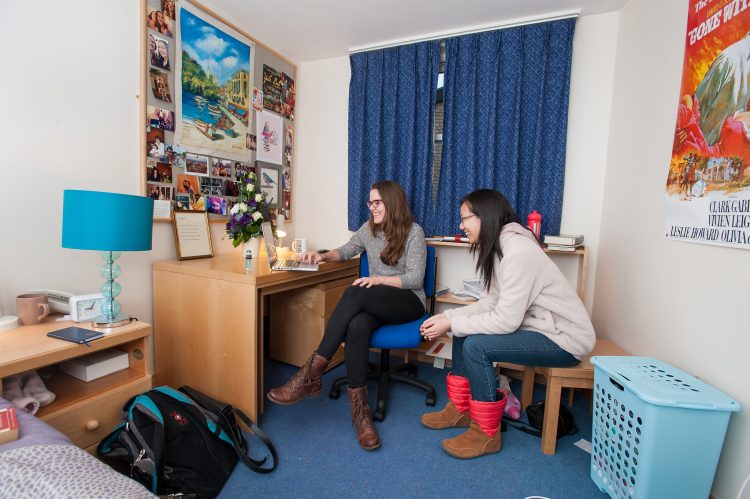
172 210 214 260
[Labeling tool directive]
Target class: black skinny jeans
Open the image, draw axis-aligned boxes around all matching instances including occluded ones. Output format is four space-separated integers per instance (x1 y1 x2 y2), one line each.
316 284 424 387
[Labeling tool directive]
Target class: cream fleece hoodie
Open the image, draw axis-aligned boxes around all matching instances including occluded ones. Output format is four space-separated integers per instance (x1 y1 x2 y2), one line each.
443 223 596 360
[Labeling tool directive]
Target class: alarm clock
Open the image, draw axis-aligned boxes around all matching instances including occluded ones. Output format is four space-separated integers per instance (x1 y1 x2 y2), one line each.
69 293 105 322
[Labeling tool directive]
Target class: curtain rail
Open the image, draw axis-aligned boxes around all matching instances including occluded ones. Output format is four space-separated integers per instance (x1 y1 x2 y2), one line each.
349 9 580 54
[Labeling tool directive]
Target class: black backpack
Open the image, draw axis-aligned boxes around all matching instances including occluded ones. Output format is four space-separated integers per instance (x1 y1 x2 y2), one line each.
98 385 277 498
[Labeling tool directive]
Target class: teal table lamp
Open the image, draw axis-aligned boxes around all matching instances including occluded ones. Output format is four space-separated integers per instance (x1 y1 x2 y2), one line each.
62 190 154 327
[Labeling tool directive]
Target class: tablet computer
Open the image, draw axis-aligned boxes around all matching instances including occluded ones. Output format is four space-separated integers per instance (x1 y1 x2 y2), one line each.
47 327 104 344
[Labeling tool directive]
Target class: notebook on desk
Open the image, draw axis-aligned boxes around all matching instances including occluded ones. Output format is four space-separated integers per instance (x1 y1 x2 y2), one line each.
261 222 319 272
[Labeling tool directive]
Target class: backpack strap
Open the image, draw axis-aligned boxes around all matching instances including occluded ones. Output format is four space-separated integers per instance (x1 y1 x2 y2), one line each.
179 386 278 474
128 394 167 494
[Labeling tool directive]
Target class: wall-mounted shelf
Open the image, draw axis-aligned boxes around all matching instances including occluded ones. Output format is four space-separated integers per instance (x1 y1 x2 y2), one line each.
427 241 588 302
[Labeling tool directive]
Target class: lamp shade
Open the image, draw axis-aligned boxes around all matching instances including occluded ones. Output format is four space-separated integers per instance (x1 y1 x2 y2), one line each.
62 190 154 251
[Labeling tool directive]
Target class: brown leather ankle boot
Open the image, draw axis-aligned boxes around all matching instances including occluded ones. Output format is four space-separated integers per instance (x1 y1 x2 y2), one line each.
267 352 329 405
348 386 381 450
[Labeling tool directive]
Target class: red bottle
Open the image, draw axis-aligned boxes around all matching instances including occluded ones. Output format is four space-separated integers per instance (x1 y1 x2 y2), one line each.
527 210 542 239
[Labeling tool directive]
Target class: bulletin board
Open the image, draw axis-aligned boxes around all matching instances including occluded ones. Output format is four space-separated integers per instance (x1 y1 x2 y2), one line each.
140 0 296 223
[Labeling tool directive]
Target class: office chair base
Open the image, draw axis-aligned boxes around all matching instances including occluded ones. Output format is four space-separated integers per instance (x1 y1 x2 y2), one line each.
328 352 437 422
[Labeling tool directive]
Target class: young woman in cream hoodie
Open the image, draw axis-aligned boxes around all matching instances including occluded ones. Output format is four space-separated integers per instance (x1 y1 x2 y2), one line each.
420 189 595 459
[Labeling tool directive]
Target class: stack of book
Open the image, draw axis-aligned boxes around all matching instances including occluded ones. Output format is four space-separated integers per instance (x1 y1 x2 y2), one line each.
543 234 584 252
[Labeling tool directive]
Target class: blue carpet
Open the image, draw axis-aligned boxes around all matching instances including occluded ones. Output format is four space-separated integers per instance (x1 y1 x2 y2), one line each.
219 357 607 498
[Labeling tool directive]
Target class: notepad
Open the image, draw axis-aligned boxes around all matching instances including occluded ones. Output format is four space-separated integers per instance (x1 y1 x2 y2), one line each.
47 327 104 344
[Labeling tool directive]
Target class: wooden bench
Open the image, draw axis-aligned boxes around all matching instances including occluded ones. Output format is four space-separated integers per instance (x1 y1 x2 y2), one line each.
497 338 628 455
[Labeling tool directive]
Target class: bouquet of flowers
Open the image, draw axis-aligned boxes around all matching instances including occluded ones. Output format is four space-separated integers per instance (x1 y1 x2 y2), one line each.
225 171 269 247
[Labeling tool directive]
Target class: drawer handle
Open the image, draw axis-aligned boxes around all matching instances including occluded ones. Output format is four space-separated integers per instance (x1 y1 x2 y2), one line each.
86 420 100 431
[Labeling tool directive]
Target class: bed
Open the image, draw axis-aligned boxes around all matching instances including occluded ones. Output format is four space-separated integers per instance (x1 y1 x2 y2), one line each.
0 398 154 498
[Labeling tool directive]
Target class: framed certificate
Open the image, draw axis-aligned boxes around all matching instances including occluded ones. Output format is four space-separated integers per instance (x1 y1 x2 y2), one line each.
172 210 213 260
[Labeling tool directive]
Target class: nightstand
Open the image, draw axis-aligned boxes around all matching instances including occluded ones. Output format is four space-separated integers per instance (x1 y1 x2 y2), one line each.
0 316 152 453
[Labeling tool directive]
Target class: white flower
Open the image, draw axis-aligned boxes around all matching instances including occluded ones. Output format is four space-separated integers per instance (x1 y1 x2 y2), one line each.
230 203 240 215
251 211 263 221
238 202 248 213
246 183 254 191
255 193 263 202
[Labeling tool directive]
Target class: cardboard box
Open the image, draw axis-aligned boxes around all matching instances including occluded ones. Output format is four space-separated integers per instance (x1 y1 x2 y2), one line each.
0 407 19 444
60 349 129 382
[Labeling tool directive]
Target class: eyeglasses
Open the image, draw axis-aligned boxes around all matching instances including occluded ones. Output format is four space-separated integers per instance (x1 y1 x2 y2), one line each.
460 214 476 222
366 199 383 209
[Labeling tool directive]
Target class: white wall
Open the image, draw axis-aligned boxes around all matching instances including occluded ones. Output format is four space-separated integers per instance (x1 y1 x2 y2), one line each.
294 13 620 314
593 0 750 496
0 1 242 324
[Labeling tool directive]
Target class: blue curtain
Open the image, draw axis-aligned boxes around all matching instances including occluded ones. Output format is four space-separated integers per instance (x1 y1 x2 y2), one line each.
428 18 576 236
348 41 440 230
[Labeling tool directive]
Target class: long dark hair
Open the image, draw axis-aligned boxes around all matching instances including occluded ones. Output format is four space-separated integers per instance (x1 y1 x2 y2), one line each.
461 189 519 291
369 180 414 266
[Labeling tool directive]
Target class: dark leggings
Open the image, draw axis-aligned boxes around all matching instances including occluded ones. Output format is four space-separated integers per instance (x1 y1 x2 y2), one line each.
316 285 424 387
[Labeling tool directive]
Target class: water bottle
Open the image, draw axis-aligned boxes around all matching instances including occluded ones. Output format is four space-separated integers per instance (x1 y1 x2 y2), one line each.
527 210 542 239
505 390 522 420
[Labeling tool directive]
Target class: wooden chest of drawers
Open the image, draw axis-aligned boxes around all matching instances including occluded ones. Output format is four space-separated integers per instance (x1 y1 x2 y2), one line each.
269 276 354 370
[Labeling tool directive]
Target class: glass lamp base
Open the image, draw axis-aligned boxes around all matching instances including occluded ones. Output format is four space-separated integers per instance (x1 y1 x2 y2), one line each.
92 314 133 328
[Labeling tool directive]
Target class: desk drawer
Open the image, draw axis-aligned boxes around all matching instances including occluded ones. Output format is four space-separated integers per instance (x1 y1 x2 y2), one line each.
42 376 152 449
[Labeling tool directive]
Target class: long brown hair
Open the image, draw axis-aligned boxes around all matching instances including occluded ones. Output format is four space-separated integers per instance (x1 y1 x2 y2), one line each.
368 180 413 266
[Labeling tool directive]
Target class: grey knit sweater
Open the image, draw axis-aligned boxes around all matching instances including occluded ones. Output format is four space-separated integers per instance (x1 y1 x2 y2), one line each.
335 222 426 306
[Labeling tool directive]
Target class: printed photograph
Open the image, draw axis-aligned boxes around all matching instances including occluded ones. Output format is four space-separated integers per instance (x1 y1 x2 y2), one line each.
284 146 293 166
252 87 263 111
246 133 256 151
284 125 293 148
185 153 209 175
207 195 227 216
172 145 187 168
149 35 171 70
161 0 175 20
174 193 190 210
159 185 174 201
281 72 295 120
190 193 206 211
147 105 174 131
200 177 224 196
150 68 172 103
176 173 200 195
147 9 173 37
212 158 232 177
147 165 160 183
282 168 291 191
156 162 172 183
146 128 165 158
147 183 173 201
235 162 254 179
224 180 239 197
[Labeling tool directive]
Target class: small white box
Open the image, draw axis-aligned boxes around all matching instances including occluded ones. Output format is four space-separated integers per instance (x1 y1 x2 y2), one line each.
60 349 129 382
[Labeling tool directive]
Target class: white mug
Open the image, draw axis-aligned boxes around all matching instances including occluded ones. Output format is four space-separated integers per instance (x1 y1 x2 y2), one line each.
292 238 308 254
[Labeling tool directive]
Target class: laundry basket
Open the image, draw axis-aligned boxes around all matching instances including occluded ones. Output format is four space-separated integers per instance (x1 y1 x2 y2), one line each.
590 356 739 499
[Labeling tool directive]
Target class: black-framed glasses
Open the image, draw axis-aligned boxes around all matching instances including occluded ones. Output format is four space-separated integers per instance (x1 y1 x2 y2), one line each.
460 214 476 222
367 199 383 209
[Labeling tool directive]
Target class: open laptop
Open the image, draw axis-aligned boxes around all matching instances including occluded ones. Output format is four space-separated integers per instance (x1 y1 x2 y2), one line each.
261 222 319 272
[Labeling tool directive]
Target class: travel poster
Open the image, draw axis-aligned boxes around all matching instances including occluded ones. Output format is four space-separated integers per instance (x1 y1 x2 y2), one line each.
666 0 750 249
175 3 254 161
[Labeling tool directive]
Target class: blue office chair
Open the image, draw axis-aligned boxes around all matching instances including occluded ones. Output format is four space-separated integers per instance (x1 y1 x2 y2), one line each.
329 246 437 421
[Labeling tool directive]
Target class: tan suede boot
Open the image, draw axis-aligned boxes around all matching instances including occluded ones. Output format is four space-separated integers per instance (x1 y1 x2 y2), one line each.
421 373 471 429
267 352 329 405
348 386 381 450
442 391 506 459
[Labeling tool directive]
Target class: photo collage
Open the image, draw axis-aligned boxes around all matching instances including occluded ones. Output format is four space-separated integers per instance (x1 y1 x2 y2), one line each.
144 0 295 221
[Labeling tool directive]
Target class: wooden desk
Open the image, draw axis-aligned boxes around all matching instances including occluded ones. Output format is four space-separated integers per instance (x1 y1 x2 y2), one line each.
152 255 359 421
